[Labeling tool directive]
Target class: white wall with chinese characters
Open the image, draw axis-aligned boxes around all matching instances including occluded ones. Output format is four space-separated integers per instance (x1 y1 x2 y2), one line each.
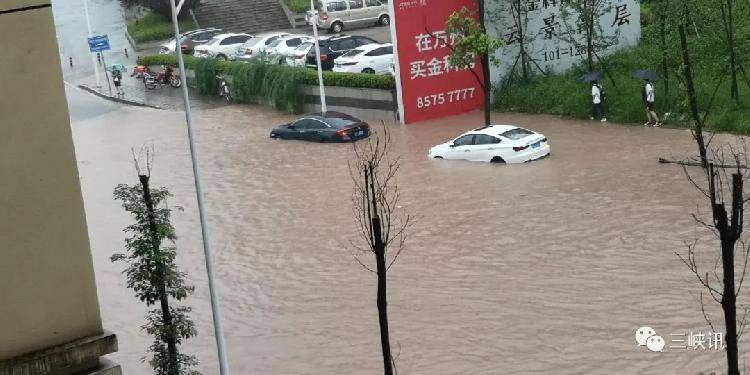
486 0 641 82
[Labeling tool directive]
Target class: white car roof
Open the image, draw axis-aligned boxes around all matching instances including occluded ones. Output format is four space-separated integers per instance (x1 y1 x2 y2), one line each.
281 34 313 40
356 43 392 52
468 125 521 136
215 33 251 39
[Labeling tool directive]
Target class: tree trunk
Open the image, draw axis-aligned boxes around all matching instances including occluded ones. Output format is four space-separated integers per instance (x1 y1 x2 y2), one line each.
139 175 180 375
678 25 708 168
727 0 739 102
478 0 492 126
586 8 594 72
660 0 669 100
482 53 492 126
514 0 528 81
714 171 741 375
365 165 393 375
373 215 393 375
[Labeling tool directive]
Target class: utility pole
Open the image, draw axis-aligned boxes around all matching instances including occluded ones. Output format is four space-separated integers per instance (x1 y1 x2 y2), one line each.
311 0 327 112
168 1 230 374
82 0 101 88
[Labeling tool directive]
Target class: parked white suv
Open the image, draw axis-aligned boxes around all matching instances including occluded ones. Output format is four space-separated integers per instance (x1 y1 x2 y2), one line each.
316 0 389 33
333 43 393 74
193 33 252 60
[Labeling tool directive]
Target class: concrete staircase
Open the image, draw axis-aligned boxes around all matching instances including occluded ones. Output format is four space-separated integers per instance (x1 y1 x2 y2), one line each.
194 0 293 34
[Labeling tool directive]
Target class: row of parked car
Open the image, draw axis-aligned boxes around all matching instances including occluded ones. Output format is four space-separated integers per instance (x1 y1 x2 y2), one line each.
160 28 394 75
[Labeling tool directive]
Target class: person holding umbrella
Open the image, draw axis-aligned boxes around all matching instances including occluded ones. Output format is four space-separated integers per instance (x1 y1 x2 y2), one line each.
591 80 607 122
635 69 661 127
581 72 606 123
643 79 660 127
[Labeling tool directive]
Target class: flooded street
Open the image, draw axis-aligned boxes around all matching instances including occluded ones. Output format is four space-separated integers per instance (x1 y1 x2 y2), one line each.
66 85 740 374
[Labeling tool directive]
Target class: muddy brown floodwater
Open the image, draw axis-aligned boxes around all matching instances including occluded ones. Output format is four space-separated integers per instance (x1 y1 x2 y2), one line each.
70 89 745 374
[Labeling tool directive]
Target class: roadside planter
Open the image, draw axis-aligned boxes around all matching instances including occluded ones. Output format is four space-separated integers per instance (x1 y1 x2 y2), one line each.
137 54 397 120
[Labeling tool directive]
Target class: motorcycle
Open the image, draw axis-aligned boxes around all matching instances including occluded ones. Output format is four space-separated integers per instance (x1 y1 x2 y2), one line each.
155 65 182 88
143 71 158 90
217 75 231 103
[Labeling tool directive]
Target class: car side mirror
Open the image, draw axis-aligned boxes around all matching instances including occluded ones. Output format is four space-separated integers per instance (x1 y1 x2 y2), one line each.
449 143 457 148
288 125 296 129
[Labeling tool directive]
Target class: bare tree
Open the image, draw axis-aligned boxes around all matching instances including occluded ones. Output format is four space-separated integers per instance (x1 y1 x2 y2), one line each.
558 0 616 73
675 25 750 375
348 124 412 375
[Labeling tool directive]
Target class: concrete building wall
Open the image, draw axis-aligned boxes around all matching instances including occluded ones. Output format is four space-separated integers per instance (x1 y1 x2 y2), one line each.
0 0 104 361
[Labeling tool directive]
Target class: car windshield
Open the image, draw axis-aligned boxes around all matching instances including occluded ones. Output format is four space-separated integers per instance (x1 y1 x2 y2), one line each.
206 36 222 45
296 42 313 51
342 49 364 57
243 36 266 47
268 39 283 48
322 115 358 128
501 128 535 140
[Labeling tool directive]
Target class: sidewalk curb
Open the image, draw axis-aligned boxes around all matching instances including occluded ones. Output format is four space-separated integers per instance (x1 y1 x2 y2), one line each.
76 84 162 109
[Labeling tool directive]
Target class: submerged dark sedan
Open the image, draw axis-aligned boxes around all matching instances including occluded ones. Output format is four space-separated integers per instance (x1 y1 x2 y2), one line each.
270 112 371 142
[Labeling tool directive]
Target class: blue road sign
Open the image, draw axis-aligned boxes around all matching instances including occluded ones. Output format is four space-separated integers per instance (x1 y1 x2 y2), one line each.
88 35 110 53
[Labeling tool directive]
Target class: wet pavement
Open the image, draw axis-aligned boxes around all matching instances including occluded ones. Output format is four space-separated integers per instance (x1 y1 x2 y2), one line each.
66 81 743 374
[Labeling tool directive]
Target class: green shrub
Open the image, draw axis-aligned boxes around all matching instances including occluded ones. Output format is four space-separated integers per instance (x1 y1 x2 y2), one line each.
304 71 396 90
138 54 197 69
127 12 196 43
284 0 311 13
195 58 220 96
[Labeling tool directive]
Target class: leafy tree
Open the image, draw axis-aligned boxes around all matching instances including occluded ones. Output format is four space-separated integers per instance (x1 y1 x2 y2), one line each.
120 0 201 19
446 4 504 126
112 163 199 375
558 0 617 73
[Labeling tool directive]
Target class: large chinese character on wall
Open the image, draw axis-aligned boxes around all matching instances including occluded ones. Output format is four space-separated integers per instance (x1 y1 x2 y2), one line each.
390 0 485 124
485 0 640 82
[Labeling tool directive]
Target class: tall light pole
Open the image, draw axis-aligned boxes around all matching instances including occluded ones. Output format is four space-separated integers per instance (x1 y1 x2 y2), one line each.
310 0 327 112
168 1 230 374
82 0 101 88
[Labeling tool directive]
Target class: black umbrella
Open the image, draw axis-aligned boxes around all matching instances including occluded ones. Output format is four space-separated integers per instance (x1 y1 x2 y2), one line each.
579 71 603 83
633 69 661 81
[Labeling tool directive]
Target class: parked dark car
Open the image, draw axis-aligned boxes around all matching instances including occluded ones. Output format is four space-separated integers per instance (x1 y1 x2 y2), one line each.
159 28 222 55
270 112 371 142
305 35 379 70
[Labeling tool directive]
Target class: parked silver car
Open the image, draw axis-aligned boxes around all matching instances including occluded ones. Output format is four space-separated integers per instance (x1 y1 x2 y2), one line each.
235 32 290 62
316 0 389 33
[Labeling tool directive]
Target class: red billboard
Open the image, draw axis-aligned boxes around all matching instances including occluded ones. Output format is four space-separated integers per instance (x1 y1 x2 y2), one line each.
389 0 485 124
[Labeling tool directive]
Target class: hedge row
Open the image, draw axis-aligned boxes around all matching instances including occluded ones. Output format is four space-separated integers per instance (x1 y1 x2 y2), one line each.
138 54 396 113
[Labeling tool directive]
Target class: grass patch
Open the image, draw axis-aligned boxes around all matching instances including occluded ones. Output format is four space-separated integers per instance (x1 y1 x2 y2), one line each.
284 0 311 13
127 12 197 44
496 0 750 133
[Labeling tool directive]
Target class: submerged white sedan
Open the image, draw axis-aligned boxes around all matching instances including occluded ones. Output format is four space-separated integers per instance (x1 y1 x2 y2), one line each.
428 125 550 163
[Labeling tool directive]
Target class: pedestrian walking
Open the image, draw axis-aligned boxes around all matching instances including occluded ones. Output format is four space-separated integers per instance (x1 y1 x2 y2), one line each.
591 80 607 122
642 79 661 127
112 70 123 96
